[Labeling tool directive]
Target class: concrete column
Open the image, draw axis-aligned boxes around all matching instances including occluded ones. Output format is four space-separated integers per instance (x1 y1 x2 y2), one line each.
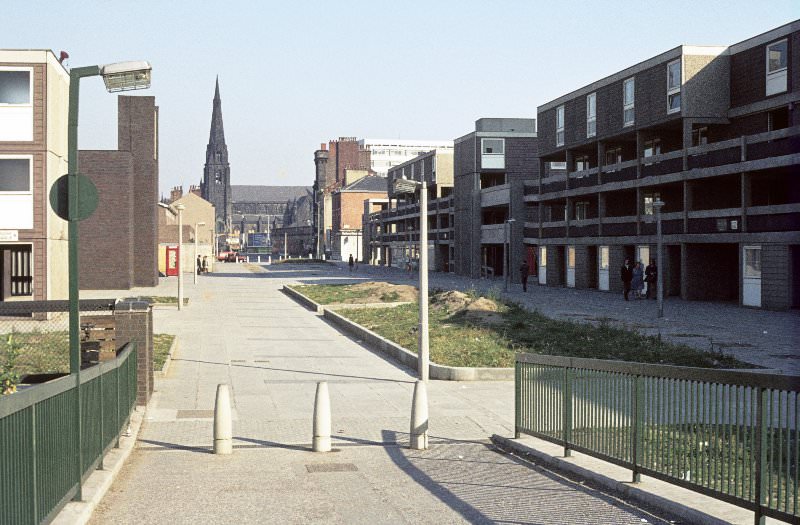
596 141 606 185
114 299 153 406
680 243 689 300
635 131 643 179
683 181 692 234
741 172 750 233
597 193 606 236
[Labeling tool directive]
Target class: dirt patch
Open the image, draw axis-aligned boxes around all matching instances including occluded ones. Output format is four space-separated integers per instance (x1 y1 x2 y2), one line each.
430 290 506 327
343 282 417 303
430 290 472 313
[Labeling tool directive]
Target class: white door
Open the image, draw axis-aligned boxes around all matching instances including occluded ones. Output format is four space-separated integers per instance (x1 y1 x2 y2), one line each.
743 246 762 307
538 246 547 285
637 245 650 267
566 246 576 288
598 246 609 291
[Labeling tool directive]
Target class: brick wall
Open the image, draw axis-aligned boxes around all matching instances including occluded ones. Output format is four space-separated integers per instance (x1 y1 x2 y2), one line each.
78 150 135 290
114 299 153 406
761 244 790 310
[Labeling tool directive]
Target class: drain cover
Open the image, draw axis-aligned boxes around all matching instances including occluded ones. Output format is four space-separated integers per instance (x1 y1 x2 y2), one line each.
305 463 358 473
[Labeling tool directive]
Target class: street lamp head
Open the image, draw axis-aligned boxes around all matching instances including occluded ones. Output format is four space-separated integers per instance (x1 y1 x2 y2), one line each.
196 221 206 226
506 218 517 223
100 61 152 92
175 203 185 211
653 199 665 209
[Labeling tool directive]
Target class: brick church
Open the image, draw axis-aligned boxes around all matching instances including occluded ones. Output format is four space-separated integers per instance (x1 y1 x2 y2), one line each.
199 78 311 249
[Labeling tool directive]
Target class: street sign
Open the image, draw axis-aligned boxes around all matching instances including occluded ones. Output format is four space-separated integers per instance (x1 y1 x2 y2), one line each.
49 174 99 221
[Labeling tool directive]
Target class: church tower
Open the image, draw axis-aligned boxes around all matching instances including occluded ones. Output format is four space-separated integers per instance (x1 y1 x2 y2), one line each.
201 77 232 234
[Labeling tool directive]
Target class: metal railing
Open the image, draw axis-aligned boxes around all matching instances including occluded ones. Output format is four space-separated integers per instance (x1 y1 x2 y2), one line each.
515 353 800 524
0 343 136 524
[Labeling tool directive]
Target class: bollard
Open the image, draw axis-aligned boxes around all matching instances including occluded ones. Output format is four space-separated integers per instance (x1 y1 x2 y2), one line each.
268 255 272 265
409 380 429 450
257 255 261 263
308 253 312 259
214 384 233 454
312 381 331 452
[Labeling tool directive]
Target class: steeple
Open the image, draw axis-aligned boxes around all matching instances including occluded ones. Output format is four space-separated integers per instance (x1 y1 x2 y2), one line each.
201 76 232 236
209 75 226 146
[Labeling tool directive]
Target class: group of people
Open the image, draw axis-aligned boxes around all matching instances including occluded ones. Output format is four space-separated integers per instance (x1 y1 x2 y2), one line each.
621 258 658 301
196 255 210 274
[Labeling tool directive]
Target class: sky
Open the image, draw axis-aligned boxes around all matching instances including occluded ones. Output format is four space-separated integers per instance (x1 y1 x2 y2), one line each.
4 1 797 197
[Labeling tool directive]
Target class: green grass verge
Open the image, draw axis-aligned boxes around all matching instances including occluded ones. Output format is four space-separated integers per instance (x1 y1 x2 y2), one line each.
291 284 410 305
337 300 750 369
142 296 189 305
153 333 175 371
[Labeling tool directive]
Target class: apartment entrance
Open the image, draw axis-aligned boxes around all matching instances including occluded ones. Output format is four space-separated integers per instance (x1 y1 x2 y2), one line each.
685 243 738 302
598 245 609 290
481 244 503 278
566 246 575 288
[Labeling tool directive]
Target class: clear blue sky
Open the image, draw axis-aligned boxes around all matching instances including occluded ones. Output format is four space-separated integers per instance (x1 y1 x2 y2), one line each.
5 1 797 196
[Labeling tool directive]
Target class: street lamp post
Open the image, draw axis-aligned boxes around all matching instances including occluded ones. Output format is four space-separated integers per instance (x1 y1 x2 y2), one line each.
194 221 206 284
394 175 429 382
504 218 516 292
653 199 665 318
175 204 185 310
66 59 152 502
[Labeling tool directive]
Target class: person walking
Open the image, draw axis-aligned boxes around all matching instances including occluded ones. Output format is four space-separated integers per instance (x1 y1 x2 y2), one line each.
348 254 354 272
631 261 644 299
202 256 209 274
196 255 202 276
645 258 658 299
620 257 633 301
519 261 530 292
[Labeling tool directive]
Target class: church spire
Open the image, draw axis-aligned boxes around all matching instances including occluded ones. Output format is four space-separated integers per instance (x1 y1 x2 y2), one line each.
209 75 225 145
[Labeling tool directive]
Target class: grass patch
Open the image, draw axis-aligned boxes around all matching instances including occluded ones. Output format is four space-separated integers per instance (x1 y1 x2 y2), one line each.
291 284 415 305
274 258 332 265
153 333 175 371
335 292 751 369
142 296 189 306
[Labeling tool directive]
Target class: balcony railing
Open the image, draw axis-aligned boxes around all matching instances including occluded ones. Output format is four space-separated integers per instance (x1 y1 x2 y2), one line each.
480 183 511 207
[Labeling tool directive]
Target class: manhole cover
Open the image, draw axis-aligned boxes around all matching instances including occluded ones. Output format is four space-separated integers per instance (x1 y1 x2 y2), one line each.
305 463 358 473
176 410 214 419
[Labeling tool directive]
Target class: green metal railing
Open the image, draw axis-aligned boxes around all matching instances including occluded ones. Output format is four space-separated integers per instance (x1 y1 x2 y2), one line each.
515 354 800 525
0 343 136 525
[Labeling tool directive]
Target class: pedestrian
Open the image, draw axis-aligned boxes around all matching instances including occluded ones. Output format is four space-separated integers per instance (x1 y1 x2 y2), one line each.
645 258 658 300
348 254 354 272
519 261 530 292
620 257 633 301
196 255 202 275
202 256 209 274
631 261 644 299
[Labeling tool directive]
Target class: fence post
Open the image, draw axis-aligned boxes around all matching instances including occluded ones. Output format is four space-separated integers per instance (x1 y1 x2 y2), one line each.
754 387 768 525
30 404 38 524
632 374 644 483
115 363 121 448
515 360 521 439
114 300 153 406
98 370 104 470
563 367 573 457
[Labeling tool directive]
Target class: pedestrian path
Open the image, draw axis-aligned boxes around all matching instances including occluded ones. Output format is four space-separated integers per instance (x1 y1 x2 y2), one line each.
89 263 677 524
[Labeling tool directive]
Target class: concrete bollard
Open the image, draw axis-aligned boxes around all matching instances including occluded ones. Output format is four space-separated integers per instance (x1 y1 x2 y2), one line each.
409 380 429 450
214 384 233 454
268 255 272 265
312 381 332 452
308 253 312 259
257 255 261 263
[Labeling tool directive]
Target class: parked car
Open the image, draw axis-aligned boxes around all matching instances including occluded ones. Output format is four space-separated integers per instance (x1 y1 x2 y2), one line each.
224 251 246 263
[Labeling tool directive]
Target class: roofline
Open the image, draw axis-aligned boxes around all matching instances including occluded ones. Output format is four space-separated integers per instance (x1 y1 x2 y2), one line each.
0 49 69 75
454 130 537 145
386 149 454 174
729 19 800 54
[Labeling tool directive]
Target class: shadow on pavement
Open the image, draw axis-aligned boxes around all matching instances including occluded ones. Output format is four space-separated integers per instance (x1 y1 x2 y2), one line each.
171 358 415 384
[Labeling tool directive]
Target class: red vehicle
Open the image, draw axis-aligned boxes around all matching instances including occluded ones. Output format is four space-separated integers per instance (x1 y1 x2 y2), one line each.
223 251 246 263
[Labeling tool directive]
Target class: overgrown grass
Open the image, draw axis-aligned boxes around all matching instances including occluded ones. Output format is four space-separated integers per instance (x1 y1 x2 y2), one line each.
273 258 332 265
153 334 175 371
337 300 750 369
292 284 412 305
142 296 189 306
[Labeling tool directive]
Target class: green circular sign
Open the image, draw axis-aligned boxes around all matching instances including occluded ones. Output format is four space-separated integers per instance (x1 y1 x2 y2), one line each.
49 174 99 221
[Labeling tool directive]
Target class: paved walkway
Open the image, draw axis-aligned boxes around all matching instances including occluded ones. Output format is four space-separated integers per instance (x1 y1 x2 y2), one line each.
300 262 800 375
89 263 677 524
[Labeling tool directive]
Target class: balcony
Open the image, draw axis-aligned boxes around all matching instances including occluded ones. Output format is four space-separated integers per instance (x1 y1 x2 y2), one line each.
600 159 637 182
480 223 506 244
540 220 567 239
568 167 599 188
640 211 684 235
746 203 800 233
641 150 683 178
569 218 600 237
540 175 567 194
481 183 511 207
602 215 638 236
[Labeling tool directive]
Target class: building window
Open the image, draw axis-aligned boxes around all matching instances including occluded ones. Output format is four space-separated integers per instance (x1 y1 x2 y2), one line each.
643 192 661 215
586 93 596 138
481 138 505 169
10 246 33 296
599 246 609 270
574 155 589 172
766 39 788 96
0 69 31 105
482 138 504 154
623 78 635 126
643 138 661 164
556 105 565 146
574 201 589 221
667 59 681 114
0 158 31 192
692 127 708 146
605 147 622 167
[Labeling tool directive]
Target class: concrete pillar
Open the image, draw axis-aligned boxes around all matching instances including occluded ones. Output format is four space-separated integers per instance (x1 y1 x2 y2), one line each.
410 380 429 450
313 381 332 452
741 172 750 233
680 243 689 300
213 384 233 454
114 299 153 406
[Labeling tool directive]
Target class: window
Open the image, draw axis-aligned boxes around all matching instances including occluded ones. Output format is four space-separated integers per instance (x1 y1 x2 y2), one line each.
599 246 609 270
692 127 708 146
574 155 589 172
0 70 31 105
623 78 635 126
643 192 661 215
567 246 576 269
574 201 589 221
0 158 31 192
744 247 761 278
482 138 504 154
667 60 681 113
586 93 596 137
643 139 661 164
605 147 622 167
556 105 565 146
10 246 32 296
766 40 788 96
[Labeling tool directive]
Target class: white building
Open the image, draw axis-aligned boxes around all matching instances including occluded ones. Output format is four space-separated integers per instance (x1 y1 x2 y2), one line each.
358 138 453 176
